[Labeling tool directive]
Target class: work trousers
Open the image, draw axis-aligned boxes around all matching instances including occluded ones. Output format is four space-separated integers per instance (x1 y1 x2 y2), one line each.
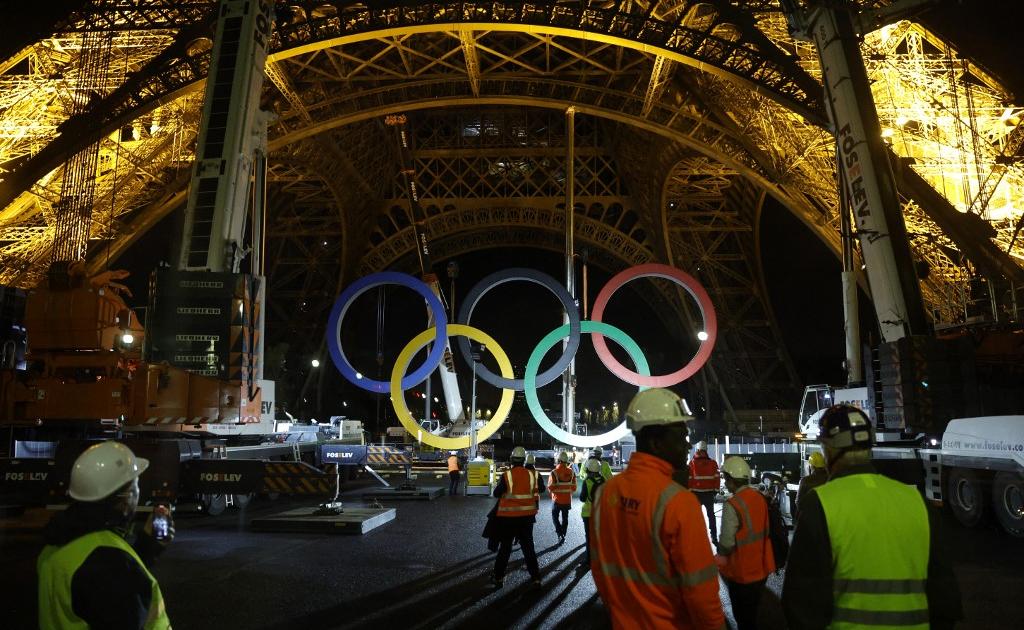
695 490 718 542
448 471 460 495
493 519 540 580
726 578 766 630
551 502 570 537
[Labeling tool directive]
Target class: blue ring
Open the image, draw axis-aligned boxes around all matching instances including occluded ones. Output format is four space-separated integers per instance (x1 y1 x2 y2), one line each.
456 268 581 391
326 272 447 393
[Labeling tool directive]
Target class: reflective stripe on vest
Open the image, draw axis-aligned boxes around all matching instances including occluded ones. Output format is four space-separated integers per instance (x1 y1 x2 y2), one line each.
816 473 930 630
721 487 774 583
497 467 539 517
593 480 717 592
37 529 171 630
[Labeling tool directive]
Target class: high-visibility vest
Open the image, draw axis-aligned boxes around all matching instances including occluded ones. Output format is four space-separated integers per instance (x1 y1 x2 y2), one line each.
688 454 720 492
497 466 539 517
720 486 775 584
447 455 459 473
548 464 577 505
38 529 171 630
816 473 930 630
591 452 725 629
580 475 605 518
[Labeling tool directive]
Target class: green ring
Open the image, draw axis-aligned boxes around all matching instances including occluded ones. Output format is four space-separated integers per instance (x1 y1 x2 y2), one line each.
524 321 650 448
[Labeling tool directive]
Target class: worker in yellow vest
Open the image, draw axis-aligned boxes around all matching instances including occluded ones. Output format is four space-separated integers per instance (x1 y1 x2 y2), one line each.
38 441 173 629
782 405 962 629
491 446 545 588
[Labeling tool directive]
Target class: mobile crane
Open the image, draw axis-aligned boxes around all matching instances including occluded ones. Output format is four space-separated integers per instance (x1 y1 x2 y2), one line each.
782 0 1024 537
0 0 339 513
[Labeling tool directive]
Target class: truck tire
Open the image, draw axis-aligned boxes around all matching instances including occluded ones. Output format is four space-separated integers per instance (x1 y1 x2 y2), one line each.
947 468 988 528
992 472 1024 538
199 493 227 516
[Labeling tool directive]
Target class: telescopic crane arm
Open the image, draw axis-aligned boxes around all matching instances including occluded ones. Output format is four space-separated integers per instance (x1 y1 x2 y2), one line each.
782 0 932 344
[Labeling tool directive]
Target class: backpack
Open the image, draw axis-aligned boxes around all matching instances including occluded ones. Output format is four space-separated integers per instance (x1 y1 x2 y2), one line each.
763 489 790 569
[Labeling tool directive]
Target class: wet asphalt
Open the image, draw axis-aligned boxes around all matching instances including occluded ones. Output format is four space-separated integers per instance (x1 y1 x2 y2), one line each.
2 470 1023 629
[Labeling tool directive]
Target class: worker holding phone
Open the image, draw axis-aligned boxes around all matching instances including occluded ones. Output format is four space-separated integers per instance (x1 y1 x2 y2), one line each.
38 441 174 629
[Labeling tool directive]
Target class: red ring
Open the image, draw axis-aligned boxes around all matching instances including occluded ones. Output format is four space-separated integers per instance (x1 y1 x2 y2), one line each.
590 263 717 387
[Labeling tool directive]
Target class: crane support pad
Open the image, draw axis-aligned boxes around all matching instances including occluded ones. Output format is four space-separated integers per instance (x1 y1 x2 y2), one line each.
180 459 338 496
251 506 396 535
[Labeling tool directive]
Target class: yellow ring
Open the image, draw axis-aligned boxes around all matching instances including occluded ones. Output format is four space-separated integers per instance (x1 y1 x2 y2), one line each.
390 324 514 450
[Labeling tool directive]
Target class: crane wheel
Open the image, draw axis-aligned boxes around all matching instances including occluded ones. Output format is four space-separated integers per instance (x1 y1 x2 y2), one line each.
992 472 1024 538
199 493 227 516
947 468 988 528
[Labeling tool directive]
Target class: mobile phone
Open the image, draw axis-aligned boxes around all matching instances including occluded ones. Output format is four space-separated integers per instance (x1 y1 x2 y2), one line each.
152 506 170 540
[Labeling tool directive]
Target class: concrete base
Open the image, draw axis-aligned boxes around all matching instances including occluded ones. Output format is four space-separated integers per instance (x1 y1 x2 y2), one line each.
251 506 396 534
360 486 444 501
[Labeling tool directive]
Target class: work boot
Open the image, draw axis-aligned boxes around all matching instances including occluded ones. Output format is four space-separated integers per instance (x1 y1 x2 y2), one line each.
531 576 542 588
492 574 503 589
557 535 565 546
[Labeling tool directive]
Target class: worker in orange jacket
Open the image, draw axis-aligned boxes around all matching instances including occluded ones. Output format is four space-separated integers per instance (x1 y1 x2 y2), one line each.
591 388 726 629
717 456 775 630
491 446 545 588
548 451 577 545
688 440 721 545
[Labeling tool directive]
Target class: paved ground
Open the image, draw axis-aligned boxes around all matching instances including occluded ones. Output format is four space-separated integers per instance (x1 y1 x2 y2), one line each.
2 471 1023 629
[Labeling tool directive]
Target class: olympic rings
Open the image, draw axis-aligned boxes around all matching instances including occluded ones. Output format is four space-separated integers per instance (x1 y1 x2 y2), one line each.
524 321 650 448
591 263 717 387
457 268 581 391
392 324 514 450
327 272 447 393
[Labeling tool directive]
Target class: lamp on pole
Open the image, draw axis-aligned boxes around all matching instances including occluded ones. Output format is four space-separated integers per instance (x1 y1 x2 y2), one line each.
470 343 486 459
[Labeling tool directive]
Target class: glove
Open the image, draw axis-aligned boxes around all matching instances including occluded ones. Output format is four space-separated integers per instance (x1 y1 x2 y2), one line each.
142 505 176 546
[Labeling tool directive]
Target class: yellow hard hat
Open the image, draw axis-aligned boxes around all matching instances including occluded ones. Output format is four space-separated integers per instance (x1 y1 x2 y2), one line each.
808 452 826 469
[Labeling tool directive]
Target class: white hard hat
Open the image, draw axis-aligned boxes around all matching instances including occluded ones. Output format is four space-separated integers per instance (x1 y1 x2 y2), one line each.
525 453 536 465
625 388 693 431
586 459 601 473
590 447 602 458
69 441 149 502
695 441 708 451
721 456 751 481
510 446 527 461
558 451 570 463
449 451 457 455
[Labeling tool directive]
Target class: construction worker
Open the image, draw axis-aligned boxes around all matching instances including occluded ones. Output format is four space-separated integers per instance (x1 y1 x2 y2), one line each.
688 440 721 545
583 446 613 482
447 450 461 496
717 456 775 630
578 458 605 564
782 405 962 629
793 451 828 522
38 441 173 629
591 388 726 629
491 446 545 588
548 451 577 545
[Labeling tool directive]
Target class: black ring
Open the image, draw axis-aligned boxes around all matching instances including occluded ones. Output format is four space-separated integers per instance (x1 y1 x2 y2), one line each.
457 268 581 391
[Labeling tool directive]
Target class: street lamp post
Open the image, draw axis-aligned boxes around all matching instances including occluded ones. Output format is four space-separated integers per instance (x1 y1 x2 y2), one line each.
470 344 485 459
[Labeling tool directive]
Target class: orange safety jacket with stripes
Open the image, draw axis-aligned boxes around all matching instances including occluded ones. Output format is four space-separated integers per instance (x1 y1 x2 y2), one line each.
591 452 726 630
688 452 720 492
548 463 577 505
497 466 539 517
720 486 776 584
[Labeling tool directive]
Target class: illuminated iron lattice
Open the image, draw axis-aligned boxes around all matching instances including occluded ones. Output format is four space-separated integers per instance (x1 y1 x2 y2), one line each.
0 1 1021 412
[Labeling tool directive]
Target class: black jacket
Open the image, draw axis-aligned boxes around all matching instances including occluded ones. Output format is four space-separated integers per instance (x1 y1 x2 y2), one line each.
41 503 164 630
781 464 962 630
